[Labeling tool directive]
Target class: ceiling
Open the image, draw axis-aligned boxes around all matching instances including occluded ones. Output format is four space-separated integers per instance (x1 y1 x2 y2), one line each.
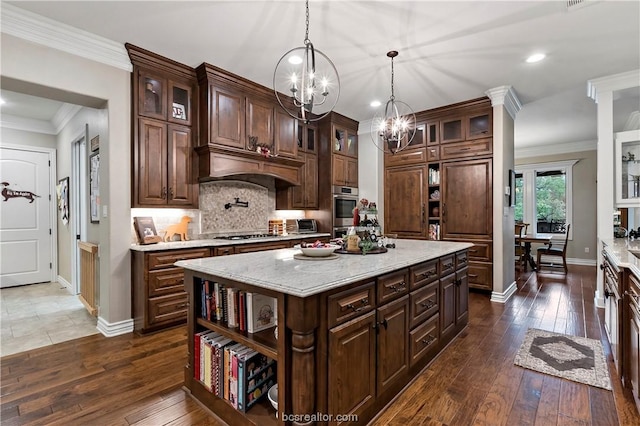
2 1 639 150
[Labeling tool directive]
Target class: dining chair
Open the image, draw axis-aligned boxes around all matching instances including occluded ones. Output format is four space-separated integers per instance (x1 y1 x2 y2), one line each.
515 222 529 268
536 224 570 273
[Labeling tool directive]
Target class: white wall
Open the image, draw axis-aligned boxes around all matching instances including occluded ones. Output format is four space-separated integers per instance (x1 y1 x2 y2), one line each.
2 34 132 332
0 128 57 149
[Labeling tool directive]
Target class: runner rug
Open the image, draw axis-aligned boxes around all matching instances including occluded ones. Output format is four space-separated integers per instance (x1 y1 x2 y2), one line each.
514 328 611 390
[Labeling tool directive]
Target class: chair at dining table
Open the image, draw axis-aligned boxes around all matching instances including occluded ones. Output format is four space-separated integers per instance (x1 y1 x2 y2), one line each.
515 222 529 268
536 224 571 273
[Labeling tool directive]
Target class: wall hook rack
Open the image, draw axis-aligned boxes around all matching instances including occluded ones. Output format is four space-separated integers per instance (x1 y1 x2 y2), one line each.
225 197 249 209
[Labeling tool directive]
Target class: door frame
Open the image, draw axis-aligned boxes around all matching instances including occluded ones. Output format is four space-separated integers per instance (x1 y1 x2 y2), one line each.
71 125 89 295
0 143 58 284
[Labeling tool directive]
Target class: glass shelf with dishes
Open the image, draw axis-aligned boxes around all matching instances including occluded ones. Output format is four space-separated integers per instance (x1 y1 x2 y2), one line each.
616 131 640 207
427 163 441 240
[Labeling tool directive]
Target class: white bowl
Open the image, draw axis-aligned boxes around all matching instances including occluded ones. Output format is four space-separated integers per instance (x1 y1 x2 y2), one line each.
299 244 340 257
268 384 278 416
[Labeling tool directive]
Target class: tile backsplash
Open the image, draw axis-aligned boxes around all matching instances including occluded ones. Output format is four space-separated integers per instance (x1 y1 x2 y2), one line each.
131 177 292 243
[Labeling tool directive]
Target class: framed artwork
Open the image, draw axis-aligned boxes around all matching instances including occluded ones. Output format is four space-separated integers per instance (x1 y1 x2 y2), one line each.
133 216 161 244
90 152 100 223
57 177 69 225
90 135 100 152
509 169 516 207
172 102 186 120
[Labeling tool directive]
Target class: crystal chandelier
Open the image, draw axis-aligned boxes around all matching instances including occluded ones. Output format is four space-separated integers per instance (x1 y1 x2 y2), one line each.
273 0 339 123
371 51 416 154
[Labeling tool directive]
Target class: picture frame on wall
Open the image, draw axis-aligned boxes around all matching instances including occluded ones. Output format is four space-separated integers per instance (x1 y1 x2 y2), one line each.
57 177 69 225
509 169 516 207
90 135 100 152
90 152 100 223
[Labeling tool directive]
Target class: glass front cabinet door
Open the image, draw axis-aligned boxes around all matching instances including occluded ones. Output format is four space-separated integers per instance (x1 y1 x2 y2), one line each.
616 130 640 207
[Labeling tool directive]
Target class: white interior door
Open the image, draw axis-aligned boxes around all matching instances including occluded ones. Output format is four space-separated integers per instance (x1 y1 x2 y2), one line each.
0 146 53 287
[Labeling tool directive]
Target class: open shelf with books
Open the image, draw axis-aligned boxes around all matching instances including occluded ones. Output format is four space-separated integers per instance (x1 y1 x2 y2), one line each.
187 275 284 425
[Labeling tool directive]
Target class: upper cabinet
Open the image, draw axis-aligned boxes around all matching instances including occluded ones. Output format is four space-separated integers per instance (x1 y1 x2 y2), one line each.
333 127 358 157
127 44 198 208
616 130 640 208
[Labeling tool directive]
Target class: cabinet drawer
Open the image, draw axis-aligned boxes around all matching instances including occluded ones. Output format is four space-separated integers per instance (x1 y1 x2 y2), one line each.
427 146 439 161
147 248 210 269
328 281 375 328
410 313 439 368
456 251 469 270
410 259 438 290
440 138 492 160
377 269 409 305
439 255 455 277
148 267 185 297
629 273 640 313
468 261 493 291
385 148 427 167
410 282 439 329
148 292 188 326
466 241 492 261
214 246 235 256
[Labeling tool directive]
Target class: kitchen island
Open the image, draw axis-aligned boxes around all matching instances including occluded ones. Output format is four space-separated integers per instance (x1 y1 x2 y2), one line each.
176 239 472 425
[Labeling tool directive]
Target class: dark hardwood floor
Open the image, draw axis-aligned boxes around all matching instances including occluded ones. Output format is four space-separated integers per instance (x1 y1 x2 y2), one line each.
2 265 639 425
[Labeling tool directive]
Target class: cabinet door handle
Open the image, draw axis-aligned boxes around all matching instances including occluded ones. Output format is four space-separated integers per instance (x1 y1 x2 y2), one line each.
422 203 425 224
169 187 174 198
604 289 611 299
458 147 472 151
379 319 388 329
599 264 605 270
442 203 446 224
162 187 167 199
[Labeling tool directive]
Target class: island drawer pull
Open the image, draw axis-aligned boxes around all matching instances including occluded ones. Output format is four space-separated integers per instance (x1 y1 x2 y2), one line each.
420 299 435 309
346 298 369 312
422 335 436 346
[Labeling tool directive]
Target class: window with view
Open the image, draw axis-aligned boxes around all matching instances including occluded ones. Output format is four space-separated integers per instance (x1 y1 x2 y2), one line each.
514 160 577 237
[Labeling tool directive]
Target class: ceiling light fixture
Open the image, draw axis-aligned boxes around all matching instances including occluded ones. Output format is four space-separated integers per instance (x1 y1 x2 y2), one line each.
526 53 546 63
273 0 339 123
371 51 416 155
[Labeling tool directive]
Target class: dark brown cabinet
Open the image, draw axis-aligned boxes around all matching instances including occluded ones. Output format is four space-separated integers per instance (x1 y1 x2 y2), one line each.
207 84 244 149
127 44 198 208
276 122 318 210
376 295 409 395
626 271 640 413
384 165 427 238
333 154 358 187
319 112 359 189
328 310 377 424
604 251 623 374
440 253 469 341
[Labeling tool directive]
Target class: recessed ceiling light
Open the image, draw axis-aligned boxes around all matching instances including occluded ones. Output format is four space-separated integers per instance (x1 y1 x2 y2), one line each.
526 53 546 63
288 55 303 65
370 100 381 107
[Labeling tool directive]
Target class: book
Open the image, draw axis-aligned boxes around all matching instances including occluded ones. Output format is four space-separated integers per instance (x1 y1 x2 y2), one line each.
246 292 277 333
211 335 233 396
227 288 238 328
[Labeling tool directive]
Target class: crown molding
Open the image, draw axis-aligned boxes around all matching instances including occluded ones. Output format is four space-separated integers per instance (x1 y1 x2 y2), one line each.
0 113 56 135
485 85 522 120
587 69 640 103
515 139 596 159
624 111 640 131
1 3 132 72
52 104 82 134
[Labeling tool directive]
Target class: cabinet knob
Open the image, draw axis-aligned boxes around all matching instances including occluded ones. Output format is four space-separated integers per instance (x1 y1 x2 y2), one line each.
422 335 436 346
599 264 605 270
162 187 167 199
378 319 388 329
420 300 435 309
604 289 611 299
169 187 174 198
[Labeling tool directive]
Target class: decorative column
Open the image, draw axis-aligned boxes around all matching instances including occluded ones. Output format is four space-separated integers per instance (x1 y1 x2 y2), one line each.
286 295 319 425
485 85 522 303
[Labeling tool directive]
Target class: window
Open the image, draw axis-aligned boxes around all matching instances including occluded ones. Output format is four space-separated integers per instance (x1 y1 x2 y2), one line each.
515 160 577 238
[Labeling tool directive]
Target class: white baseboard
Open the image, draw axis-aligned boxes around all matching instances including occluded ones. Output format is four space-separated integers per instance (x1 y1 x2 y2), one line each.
491 281 517 303
567 258 597 266
97 316 134 337
57 275 73 293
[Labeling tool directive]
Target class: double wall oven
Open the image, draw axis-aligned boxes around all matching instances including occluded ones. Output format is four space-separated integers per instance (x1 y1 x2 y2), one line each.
332 185 358 238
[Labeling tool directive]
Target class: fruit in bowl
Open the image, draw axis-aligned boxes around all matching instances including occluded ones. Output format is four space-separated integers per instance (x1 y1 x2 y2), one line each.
299 241 340 257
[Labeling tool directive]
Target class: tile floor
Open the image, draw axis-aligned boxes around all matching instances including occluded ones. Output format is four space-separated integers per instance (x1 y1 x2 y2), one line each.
1 282 98 357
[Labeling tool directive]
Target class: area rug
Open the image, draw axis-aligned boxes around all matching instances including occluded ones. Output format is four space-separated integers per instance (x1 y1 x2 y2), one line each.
514 328 611 390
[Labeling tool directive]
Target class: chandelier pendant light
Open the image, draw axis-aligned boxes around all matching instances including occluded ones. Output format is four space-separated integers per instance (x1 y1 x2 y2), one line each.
273 0 340 123
371 51 416 155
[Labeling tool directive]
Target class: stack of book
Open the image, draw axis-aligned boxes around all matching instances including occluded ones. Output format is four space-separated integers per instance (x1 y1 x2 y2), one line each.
199 280 277 333
428 223 440 240
194 330 277 413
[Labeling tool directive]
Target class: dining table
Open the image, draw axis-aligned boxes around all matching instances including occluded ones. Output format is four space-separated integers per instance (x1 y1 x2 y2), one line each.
517 233 554 271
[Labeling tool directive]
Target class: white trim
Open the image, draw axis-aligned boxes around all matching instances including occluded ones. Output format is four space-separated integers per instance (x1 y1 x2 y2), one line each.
53 104 83 135
0 143 58 284
491 281 517 303
624 111 640 131
588 69 640 103
57 274 72 293
0 113 57 135
485 85 522 120
594 291 605 309
515 140 596 158
1 3 132 72
97 317 134 337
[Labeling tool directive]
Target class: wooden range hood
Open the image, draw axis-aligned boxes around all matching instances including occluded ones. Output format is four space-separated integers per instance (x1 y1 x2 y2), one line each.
196 146 303 186
196 62 304 187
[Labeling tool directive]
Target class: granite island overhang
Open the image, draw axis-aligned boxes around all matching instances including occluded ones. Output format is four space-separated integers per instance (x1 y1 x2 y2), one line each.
176 239 472 425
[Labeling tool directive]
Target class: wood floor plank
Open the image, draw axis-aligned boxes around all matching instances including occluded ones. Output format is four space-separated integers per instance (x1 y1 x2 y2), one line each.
3 266 640 426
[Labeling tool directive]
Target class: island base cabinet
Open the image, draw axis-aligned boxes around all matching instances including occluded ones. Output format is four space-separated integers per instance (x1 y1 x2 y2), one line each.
328 310 377 425
627 272 640 413
376 295 410 396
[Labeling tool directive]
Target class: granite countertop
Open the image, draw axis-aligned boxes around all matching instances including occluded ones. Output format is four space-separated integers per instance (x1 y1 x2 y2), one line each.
175 240 473 298
130 233 331 252
603 238 640 278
